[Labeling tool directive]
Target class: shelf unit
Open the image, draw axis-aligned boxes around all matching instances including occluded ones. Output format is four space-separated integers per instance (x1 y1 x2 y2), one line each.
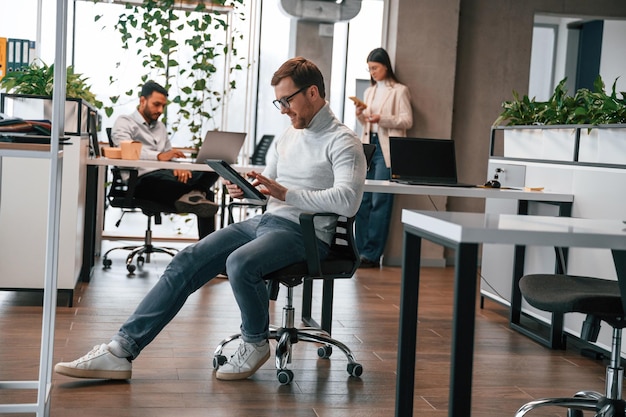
0 144 63 415
0 0 68 414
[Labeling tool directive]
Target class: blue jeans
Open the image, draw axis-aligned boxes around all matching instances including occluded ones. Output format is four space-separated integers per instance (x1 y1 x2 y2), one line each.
112 213 329 359
355 134 393 262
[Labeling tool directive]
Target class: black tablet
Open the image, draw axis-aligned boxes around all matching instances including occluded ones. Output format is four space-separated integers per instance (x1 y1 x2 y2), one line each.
205 159 267 202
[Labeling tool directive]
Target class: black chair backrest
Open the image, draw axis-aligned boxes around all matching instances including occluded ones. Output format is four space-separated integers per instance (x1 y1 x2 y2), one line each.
265 214 358 285
363 143 376 170
324 215 360 278
250 134 274 165
88 111 100 157
107 167 139 208
105 127 114 146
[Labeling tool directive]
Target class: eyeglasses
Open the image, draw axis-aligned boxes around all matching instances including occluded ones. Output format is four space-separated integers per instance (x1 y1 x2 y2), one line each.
272 85 309 110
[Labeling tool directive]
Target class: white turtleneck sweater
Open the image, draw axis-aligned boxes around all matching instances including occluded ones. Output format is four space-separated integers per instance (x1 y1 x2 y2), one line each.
262 102 367 244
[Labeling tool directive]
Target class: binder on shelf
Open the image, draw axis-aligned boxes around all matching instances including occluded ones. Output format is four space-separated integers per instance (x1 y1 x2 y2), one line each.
0 38 6 81
7 38 14 72
28 40 36 65
21 39 30 68
7 38 30 72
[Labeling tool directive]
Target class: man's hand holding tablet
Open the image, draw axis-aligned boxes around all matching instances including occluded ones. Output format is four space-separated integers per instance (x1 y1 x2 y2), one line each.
205 160 268 202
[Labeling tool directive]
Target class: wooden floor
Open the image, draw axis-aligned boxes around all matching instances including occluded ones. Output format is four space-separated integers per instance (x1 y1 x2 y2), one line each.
0 240 617 416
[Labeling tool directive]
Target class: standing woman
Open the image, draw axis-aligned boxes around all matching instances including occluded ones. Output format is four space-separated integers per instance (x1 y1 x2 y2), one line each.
354 47 413 268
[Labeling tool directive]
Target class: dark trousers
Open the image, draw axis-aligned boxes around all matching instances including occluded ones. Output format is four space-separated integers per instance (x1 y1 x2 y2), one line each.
135 169 219 239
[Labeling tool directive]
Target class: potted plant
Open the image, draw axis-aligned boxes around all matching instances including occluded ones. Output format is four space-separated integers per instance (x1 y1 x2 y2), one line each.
0 59 102 134
493 76 626 163
94 0 246 151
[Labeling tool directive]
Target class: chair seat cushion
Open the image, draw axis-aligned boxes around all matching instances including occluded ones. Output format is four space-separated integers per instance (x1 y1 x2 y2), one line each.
519 274 625 326
110 196 173 216
264 257 356 287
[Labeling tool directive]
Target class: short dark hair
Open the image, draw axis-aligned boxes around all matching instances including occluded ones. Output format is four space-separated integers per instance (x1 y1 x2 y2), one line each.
367 48 399 85
141 80 168 98
271 57 326 99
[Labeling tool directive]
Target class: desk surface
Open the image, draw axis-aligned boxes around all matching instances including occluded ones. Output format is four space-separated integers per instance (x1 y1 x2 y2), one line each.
85 165 575 203
87 156 263 173
364 179 574 202
0 142 65 159
402 210 626 249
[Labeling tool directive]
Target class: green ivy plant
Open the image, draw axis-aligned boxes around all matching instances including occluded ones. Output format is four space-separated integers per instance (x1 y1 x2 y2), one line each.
0 59 103 109
494 76 626 127
95 0 245 149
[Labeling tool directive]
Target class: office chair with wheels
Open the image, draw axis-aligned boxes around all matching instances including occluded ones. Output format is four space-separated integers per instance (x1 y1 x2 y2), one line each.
515 272 626 417
101 167 179 274
102 128 178 274
226 134 274 224
213 213 363 385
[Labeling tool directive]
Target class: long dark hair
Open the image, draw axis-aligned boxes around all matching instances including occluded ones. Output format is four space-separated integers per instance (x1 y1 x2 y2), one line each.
367 48 399 85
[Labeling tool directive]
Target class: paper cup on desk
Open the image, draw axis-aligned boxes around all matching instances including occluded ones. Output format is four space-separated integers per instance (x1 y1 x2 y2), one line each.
120 140 142 160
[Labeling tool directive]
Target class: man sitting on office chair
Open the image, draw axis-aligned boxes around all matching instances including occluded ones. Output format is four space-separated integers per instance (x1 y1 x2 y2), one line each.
54 57 366 382
111 80 219 238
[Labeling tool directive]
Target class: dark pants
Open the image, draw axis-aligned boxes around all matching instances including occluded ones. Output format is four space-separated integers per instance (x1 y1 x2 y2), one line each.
135 169 219 239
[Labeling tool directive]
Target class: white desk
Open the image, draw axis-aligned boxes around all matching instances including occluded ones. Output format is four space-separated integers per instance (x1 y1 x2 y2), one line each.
86 156 263 173
364 179 574 203
363 180 575 267
364 179 577 348
397 210 626 417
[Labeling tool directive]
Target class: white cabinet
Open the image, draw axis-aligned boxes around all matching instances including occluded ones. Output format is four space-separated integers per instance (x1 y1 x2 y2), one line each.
0 135 87 294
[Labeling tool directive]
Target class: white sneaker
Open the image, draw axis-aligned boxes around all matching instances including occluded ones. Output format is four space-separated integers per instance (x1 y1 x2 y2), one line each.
54 344 132 380
175 190 219 218
216 341 270 381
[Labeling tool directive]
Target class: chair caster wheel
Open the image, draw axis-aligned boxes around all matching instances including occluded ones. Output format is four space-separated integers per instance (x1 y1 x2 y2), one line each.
317 345 332 359
347 362 363 377
137 256 145 267
277 369 294 385
567 410 583 417
102 258 112 269
127 264 136 274
212 355 227 370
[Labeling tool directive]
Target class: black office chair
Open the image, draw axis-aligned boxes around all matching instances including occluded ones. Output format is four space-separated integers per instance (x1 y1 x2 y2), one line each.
226 134 274 224
363 142 376 170
102 128 179 274
213 213 363 384
249 134 275 166
515 272 626 416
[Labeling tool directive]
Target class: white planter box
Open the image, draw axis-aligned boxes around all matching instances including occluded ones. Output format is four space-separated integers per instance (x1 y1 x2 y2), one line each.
503 128 577 161
579 128 626 165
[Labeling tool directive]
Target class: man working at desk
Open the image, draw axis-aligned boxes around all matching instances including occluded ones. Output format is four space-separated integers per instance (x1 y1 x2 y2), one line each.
111 80 219 238
54 57 366 381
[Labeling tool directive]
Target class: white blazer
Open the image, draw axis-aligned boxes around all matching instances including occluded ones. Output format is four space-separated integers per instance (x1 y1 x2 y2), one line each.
356 81 413 168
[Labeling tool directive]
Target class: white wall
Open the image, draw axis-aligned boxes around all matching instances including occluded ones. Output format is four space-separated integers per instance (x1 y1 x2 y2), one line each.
600 19 626 94
530 15 626 98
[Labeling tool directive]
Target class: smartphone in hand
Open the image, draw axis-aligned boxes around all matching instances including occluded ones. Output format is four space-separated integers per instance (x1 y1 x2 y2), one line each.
348 96 367 108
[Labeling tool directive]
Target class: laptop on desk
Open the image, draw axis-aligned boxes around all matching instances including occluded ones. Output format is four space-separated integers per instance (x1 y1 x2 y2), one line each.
172 131 246 164
389 137 475 187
